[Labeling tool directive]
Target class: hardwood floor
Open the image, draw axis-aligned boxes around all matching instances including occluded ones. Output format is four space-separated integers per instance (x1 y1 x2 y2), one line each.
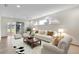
0 37 16 54
68 44 79 54
0 37 79 54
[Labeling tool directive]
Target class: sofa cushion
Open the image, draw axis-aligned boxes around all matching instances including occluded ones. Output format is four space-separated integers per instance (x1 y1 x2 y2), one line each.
39 30 46 35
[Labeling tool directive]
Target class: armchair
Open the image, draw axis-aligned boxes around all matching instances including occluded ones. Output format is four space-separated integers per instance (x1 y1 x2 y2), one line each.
41 34 72 54
14 34 22 39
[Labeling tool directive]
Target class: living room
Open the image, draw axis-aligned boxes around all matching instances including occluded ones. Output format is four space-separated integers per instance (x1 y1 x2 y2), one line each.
0 4 79 54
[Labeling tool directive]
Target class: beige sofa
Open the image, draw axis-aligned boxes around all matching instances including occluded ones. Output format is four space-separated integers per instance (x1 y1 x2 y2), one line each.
35 34 53 42
34 30 55 42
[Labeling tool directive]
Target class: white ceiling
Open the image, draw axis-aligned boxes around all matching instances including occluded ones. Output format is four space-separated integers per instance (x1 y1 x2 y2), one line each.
0 4 78 20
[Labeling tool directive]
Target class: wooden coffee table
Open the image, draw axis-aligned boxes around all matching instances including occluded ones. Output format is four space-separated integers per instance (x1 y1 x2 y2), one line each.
23 37 41 48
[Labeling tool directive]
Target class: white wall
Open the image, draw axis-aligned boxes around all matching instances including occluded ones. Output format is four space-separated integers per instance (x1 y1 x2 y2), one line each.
0 16 1 40
1 17 27 37
0 17 1 36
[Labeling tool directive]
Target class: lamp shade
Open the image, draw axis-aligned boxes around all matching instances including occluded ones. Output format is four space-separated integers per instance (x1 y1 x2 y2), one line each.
33 28 36 30
58 28 64 33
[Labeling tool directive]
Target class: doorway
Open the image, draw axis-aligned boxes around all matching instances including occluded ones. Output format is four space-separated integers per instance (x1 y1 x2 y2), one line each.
16 22 24 34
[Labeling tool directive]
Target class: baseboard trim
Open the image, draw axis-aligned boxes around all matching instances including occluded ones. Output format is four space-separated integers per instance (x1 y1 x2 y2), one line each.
71 43 79 47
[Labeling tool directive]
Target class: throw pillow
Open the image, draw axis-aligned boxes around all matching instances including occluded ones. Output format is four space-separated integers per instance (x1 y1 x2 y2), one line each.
53 36 61 46
47 31 54 36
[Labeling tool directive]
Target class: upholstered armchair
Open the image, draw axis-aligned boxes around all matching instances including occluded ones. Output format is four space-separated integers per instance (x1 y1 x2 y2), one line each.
14 34 22 39
41 34 72 54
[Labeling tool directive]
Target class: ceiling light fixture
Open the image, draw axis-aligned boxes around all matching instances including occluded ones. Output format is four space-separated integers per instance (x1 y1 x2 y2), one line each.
16 5 21 8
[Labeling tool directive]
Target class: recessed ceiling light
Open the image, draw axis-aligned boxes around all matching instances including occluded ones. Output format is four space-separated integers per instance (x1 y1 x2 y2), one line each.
16 5 21 8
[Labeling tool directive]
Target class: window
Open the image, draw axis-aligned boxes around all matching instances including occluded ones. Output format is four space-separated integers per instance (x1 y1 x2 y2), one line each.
39 19 47 25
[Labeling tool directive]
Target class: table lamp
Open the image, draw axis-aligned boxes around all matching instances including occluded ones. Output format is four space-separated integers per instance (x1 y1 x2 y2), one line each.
58 28 64 39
